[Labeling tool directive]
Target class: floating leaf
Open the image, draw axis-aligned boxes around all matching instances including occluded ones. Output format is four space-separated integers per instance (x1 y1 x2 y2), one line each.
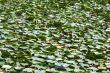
2 65 11 69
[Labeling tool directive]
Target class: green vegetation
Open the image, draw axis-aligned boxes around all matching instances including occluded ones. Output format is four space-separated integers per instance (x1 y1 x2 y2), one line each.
0 0 110 73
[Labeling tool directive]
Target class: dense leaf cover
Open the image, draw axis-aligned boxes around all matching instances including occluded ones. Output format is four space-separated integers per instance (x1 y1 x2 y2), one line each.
0 0 110 73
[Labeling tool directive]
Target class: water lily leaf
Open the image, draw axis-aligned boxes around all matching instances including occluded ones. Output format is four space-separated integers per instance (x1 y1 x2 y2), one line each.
105 62 110 68
2 65 11 69
23 68 34 73
98 64 106 70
